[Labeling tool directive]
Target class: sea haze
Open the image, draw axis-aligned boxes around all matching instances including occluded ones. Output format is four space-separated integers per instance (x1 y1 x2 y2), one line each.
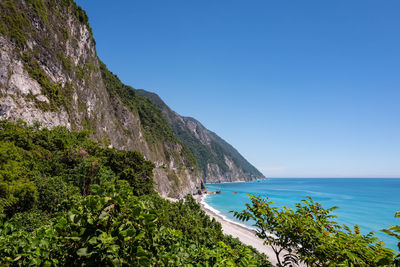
205 178 400 250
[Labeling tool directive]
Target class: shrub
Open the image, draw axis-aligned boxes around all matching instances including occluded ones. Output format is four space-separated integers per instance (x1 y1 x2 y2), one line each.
233 195 394 266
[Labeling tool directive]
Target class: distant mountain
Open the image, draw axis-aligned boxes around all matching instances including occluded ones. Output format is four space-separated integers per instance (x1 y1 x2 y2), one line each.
136 90 265 183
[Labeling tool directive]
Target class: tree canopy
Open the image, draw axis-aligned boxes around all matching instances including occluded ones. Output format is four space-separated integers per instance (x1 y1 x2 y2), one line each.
0 120 270 266
233 194 396 266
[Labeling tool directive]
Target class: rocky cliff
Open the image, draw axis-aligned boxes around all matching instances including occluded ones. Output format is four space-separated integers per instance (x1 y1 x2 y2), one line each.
136 90 265 183
0 0 202 198
0 0 263 195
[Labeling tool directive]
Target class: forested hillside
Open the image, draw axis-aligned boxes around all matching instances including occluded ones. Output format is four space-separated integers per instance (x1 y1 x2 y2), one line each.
0 0 270 264
136 89 265 183
0 120 270 265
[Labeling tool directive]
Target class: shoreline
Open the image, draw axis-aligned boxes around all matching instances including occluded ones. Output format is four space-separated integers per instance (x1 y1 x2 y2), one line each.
160 192 305 266
200 194 258 232
195 194 285 266
196 194 306 267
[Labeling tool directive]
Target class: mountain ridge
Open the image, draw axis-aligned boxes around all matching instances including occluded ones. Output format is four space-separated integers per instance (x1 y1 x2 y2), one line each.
0 0 202 198
0 0 264 198
136 89 265 183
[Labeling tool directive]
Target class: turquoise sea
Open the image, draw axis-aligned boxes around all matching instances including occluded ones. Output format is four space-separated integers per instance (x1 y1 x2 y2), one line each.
204 178 400 251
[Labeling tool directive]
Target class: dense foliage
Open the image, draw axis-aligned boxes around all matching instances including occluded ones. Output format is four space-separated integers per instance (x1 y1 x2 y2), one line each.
0 0 31 48
233 194 396 266
0 120 270 266
382 211 400 265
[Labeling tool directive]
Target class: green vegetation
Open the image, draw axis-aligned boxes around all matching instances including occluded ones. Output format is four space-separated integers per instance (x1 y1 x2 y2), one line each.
171 121 229 174
100 62 197 168
165 126 259 177
382 211 400 265
70 0 94 42
208 130 264 177
0 0 93 113
0 0 97 112
27 0 48 24
56 52 73 74
135 90 264 179
134 90 220 174
233 195 396 266
21 53 65 111
75 61 95 84
0 120 270 266
0 0 31 48
0 0 92 49
175 118 265 178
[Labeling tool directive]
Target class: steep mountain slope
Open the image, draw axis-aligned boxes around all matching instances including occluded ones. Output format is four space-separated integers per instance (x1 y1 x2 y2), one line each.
136 89 265 183
0 0 263 193
0 0 201 197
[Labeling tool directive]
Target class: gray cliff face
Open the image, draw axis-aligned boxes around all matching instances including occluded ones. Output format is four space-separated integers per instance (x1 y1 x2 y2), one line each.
0 0 201 198
0 34 71 128
136 90 266 183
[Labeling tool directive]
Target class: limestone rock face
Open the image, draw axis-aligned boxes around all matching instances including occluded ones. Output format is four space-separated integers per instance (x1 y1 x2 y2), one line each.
0 0 201 198
0 35 69 128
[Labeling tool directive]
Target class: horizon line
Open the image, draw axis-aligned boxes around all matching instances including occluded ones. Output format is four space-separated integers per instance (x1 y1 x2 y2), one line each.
266 177 400 179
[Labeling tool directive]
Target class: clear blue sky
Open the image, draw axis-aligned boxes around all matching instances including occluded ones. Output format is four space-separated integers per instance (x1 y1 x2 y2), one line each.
76 0 400 178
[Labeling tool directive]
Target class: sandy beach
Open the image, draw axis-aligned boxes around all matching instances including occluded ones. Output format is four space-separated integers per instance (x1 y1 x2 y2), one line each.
196 194 305 267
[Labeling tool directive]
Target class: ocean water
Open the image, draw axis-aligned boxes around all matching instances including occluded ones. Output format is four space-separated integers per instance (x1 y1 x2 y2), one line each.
204 178 400 251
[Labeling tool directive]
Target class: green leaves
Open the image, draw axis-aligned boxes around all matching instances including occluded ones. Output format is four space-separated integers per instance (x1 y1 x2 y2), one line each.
46 182 156 265
0 120 156 219
0 121 271 266
76 247 90 257
233 195 396 266
382 210 400 264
